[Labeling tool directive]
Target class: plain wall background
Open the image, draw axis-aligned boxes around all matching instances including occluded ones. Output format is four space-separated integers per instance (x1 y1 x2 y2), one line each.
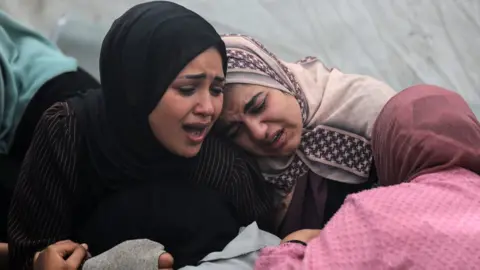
1 0 479 113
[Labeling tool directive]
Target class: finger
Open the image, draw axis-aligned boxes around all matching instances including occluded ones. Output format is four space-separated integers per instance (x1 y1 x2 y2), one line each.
34 251 40 263
54 240 75 245
48 241 79 257
158 252 174 269
81 243 89 251
65 245 88 268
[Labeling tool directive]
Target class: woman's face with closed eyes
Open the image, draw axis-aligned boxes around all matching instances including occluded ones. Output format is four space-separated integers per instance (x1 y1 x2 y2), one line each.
217 83 303 157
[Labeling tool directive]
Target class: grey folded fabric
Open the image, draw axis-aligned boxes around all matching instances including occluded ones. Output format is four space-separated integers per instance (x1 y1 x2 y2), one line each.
82 222 280 270
82 239 166 270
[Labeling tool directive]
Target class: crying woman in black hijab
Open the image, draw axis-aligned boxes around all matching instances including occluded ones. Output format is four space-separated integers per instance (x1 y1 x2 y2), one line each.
7 2 274 269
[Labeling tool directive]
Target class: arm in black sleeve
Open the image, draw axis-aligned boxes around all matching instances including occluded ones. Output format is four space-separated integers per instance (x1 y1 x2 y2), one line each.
192 136 275 229
8 102 80 269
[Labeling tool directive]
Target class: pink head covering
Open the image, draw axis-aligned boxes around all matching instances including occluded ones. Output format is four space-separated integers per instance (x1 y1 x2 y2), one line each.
372 85 480 186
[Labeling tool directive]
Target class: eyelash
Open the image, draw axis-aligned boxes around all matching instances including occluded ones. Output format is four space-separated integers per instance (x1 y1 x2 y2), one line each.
249 95 267 114
210 87 224 96
178 86 224 96
178 87 195 96
228 94 268 138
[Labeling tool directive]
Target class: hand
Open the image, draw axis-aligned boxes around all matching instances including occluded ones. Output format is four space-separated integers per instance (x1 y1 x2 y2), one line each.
281 229 321 244
34 240 89 270
158 252 174 270
0 243 8 269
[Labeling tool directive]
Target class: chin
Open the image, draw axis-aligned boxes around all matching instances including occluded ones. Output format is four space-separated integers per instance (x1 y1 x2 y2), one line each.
275 149 295 157
177 144 202 158
277 141 299 156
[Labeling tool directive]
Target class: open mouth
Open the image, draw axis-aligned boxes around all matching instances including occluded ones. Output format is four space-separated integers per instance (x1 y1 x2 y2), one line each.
183 123 210 143
271 129 285 144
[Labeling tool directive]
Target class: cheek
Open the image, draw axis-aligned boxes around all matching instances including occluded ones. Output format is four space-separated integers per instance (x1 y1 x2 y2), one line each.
156 91 194 121
262 105 288 125
267 95 292 120
149 110 176 142
235 136 251 149
235 135 262 155
148 92 191 142
283 96 302 127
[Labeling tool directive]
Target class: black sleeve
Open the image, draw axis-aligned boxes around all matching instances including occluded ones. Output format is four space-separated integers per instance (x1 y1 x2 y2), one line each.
8 102 80 270
191 136 275 228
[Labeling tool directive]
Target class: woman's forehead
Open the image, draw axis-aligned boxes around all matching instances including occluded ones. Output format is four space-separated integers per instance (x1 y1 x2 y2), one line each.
224 85 259 108
225 83 272 97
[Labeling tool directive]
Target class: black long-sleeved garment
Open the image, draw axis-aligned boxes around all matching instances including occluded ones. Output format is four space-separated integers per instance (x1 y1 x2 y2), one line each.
8 102 274 269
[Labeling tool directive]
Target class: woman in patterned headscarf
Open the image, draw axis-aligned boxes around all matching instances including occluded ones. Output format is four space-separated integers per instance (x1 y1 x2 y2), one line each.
217 34 396 237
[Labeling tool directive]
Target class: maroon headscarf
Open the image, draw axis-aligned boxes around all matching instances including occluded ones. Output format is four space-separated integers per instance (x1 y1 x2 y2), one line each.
372 85 480 186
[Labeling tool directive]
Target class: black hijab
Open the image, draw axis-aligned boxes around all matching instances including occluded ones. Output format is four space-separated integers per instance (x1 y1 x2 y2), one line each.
69 1 228 189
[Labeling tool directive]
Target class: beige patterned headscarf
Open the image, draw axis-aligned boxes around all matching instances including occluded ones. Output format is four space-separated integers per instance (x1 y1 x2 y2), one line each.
222 34 396 191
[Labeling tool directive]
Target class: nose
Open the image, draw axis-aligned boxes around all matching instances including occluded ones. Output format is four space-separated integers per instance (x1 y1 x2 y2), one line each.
244 118 268 141
193 91 215 117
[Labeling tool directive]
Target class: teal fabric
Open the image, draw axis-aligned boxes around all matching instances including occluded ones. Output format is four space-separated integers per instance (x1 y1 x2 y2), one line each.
0 11 77 154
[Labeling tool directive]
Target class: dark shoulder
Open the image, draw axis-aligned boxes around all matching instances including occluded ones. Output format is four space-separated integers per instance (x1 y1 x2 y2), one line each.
189 135 241 184
35 101 78 145
198 135 235 161
41 102 75 124
40 102 76 131
198 135 275 226
198 135 263 177
198 135 254 166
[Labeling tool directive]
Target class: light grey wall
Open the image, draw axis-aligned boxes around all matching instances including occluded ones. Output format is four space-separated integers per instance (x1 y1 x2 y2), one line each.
1 0 479 114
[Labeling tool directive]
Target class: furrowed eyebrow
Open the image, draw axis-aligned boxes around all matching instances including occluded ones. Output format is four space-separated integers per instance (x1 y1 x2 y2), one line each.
180 73 225 82
182 73 206 79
